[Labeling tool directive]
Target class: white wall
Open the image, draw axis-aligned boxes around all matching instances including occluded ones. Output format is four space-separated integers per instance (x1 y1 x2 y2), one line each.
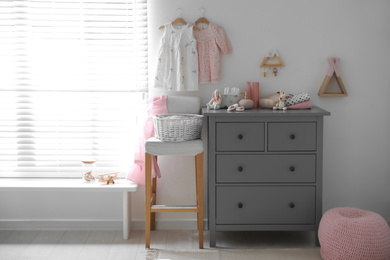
1 0 389 229
148 0 390 224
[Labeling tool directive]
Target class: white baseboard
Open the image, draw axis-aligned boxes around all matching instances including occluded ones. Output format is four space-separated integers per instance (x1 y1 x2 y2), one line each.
0 219 208 230
0 219 122 230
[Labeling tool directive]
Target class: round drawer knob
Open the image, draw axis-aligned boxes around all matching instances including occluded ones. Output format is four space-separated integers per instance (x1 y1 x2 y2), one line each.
290 166 295 172
289 203 295 208
238 166 243 172
238 202 243 208
238 134 243 140
290 134 295 140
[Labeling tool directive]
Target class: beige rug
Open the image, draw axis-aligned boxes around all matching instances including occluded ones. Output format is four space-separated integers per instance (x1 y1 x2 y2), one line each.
146 248 322 260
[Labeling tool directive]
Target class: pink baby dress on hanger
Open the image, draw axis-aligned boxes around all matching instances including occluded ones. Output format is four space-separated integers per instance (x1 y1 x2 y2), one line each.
193 23 232 84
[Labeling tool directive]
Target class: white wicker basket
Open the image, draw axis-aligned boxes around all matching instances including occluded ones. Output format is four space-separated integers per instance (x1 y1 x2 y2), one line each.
153 114 203 142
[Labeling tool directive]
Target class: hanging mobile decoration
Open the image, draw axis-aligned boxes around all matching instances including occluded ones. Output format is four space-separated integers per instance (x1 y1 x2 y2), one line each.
260 49 285 77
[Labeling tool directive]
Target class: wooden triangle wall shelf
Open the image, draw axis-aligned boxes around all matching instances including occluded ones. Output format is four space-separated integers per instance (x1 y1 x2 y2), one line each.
259 49 285 77
318 57 348 97
260 55 285 68
260 50 284 68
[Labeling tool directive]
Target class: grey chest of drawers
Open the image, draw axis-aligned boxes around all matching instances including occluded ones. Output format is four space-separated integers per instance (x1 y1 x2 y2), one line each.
202 106 330 247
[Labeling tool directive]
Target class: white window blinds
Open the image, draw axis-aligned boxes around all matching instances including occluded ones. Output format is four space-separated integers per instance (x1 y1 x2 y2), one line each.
0 0 148 177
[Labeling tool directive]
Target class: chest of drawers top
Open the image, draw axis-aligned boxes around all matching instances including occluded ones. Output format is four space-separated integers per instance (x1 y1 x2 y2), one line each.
202 106 330 118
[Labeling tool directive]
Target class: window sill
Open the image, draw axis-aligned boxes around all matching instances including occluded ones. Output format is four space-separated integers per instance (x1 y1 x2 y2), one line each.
0 178 137 192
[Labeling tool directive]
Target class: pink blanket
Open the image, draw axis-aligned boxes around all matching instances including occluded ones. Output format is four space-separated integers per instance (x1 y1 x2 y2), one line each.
127 95 168 186
287 100 311 110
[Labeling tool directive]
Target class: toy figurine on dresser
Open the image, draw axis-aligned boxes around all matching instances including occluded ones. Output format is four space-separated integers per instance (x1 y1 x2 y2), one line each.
273 91 293 110
207 89 222 110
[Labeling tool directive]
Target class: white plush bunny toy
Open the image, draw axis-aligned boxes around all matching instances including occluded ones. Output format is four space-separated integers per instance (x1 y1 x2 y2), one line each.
207 89 222 110
273 91 293 111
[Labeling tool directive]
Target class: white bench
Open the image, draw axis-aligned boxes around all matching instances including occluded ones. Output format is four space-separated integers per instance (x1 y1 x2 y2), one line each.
0 178 137 240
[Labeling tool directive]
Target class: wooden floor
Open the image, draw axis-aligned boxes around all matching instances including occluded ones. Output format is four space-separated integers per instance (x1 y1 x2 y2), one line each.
0 229 316 260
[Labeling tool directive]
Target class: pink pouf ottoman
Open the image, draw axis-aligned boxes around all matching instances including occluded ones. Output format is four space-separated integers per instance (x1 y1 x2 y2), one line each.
319 207 390 260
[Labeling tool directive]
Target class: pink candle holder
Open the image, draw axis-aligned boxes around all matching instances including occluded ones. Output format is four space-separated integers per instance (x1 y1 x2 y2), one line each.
252 82 259 108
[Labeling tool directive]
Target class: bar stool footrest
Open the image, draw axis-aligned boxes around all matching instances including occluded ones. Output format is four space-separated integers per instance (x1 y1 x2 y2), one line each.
151 205 198 212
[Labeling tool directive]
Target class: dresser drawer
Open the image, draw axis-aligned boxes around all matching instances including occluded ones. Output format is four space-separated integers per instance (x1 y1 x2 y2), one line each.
216 123 265 152
268 122 316 151
216 186 315 225
216 154 316 183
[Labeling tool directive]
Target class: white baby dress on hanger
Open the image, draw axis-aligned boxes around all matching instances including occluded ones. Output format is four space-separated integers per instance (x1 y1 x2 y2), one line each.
154 23 199 91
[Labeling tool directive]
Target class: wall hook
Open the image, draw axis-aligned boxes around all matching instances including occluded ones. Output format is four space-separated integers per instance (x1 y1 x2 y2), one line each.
199 7 205 17
176 8 183 18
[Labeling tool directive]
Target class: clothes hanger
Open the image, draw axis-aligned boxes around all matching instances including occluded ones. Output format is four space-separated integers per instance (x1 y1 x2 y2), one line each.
159 8 200 31
195 8 210 27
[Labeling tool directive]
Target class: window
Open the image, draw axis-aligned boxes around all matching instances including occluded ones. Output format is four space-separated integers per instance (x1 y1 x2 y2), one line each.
0 0 148 177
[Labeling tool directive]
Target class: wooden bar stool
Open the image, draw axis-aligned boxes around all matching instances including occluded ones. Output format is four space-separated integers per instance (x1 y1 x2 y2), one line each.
145 96 204 249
